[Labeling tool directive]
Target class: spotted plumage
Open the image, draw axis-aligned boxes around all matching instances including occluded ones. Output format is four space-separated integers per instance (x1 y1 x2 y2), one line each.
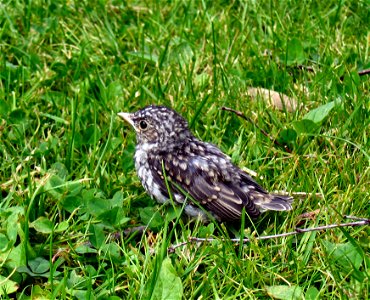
118 105 293 222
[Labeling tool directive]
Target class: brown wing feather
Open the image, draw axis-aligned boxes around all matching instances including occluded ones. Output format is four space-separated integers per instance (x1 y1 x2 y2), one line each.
162 153 261 221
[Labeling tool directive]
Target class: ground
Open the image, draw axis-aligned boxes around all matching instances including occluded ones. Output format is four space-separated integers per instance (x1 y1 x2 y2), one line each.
0 1 369 299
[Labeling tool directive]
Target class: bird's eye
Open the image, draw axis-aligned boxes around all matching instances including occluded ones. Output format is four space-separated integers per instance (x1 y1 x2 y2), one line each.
139 120 148 130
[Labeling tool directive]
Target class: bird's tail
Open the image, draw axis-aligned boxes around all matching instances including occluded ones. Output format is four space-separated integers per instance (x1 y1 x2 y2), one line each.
253 193 293 212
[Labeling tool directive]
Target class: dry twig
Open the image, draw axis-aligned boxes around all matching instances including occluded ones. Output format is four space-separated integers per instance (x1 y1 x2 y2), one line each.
221 106 292 153
340 68 370 81
358 68 370 76
168 215 369 253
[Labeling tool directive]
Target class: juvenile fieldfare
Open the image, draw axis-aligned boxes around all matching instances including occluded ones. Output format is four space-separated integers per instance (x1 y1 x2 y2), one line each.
118 105 293 222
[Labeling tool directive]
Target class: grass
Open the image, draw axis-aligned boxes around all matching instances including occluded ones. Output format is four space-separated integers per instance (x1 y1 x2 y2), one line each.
0 0 369 299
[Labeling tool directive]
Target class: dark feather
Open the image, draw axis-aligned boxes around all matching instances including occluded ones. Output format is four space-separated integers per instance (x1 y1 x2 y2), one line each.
155 144 261 221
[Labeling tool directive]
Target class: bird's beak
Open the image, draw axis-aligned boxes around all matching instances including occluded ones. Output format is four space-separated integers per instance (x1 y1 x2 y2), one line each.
117 112 134 127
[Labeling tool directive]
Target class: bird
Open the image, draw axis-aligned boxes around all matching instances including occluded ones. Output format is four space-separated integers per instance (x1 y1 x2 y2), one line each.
118 105 293 222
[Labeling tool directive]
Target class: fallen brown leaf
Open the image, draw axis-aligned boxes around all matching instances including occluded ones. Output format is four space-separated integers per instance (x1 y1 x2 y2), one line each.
246 87 299 112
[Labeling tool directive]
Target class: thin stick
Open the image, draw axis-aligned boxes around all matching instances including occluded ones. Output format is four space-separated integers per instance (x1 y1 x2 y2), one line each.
221 106 292 153
358 68 370 76
168 216 369 252
344 215 370 221
123 226 147 236
340 68 370 81
273 191 323 199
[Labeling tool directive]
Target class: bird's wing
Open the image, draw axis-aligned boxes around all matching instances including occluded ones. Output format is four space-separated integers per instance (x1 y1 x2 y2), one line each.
157 152 261 221
239 172 293 211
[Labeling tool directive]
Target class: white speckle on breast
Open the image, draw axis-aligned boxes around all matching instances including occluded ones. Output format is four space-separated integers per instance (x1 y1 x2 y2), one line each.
150 183 168 203
135 143 168 204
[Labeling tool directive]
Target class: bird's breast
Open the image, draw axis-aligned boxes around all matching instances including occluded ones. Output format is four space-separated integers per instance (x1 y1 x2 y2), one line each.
134 144 168 204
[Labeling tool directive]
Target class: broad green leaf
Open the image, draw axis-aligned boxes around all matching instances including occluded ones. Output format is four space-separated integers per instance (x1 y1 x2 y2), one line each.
82 125 101 145
171 40 194 69
110 136 125 152
67 270 90 289
292 119 318 134
50 162 69 179
86 197 111 217
0 99 10 116
139 207 164 231
1 244 26 269
278 128 297 144
9 109 27 124
66 269 95 294
1 206 24 244
17 265 62 278
110 191 125 207
152 258 183 300
75 245 98 254
61 195 84 213
0 275 19 296
26 285 52 299
89 224 105 248
28 257 50 274
98 206 130 227
165 206 182 222
322 240 364 281
55 221 69 233
101 243 121 260
305 286 320 300
85 265 97 277
6 209 23 243
34 141 49 156
71 290 90 300
303 100 341 124
31 217 53 234
82 188 95 202
111 191 124 207
45 175 84 199
286 38 305 65
107 81 124 99
0 233 10 252
44 174 66 198
322 241 363 270
266 285 303 299
199 223 215 238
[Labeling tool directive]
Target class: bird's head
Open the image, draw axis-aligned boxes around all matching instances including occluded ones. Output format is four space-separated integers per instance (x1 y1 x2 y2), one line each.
118 105 191 148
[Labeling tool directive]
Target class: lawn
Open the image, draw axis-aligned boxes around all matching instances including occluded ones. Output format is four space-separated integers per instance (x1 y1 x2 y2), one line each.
0 0 369 299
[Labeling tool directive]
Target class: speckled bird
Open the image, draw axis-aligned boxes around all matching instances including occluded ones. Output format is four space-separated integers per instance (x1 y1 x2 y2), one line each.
118 105 293 222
